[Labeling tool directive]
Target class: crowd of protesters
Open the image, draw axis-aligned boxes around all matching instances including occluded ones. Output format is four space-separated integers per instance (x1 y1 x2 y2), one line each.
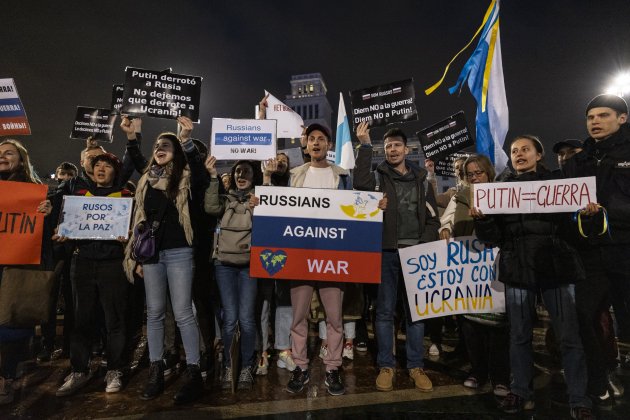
1 93 630 420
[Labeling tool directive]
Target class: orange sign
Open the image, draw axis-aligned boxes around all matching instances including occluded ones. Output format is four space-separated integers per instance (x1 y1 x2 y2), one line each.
0 180 47 265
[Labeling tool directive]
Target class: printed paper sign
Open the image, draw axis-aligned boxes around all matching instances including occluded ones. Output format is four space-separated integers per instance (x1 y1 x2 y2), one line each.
110 84 124 115
121 67 202 121
350 79 417 128
251 186 383 283
264 90 304 138
57 196 133 240
0 180 47 264
399 236 505 322
211 118 277 161
473 176 597 214
0 78 31 136
70 107 116 142
418 112 474 162
434 152 472 177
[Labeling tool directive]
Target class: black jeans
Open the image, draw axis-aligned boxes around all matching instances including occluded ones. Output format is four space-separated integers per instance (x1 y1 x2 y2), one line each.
70 257 129 372
461 317 510 385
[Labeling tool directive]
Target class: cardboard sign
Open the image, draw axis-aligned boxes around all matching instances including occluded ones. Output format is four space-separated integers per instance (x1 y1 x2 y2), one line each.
121 67 202 121
0 78 31 136
57 196 133 240
251 186 383 283
418 112 474 162
110 84 124 115
350 79 417 128
264 90 304 138
0 180 47 264
473 176 597 214
434 152 471 178
399 236 505 322
70 107 116 142
211 118 277 161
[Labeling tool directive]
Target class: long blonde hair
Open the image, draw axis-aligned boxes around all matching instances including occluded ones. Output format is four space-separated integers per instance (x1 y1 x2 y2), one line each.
0 138 42 184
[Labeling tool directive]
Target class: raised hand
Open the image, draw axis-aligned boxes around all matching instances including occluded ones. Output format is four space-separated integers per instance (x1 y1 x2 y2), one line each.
355 121 371 144
205 155 218 178
177 116 194 142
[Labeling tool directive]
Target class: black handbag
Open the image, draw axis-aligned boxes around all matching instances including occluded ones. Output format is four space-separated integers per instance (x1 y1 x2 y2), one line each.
131 192 169 263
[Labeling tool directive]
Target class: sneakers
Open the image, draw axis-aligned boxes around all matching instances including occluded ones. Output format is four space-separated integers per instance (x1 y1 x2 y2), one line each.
429 344 441 357
318 345 328 360
499 392 535 414
140 361 164 400
36 347 52 363
570 406 595 420
0 377 14 405
325 369 345 396
277 350 297 371
163 352 180 376
56 371 91 397
409 368 433 392
286 366 310 393
237 366 255 391
173 364 203 404
592 389 613 410
355 341 368 353
255 353 269 376
463 376 479 389
493 384 510 397
221 367 233 390
342 343 354 360
376 367 394 392
608 371 624 397
105 370 123 393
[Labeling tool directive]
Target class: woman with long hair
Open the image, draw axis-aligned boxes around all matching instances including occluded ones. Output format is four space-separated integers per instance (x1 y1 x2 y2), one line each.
121 116 208 404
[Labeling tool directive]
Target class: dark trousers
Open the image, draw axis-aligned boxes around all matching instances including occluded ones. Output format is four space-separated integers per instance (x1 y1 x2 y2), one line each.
70 257 129 373
461 317 509 385
41 257 73 351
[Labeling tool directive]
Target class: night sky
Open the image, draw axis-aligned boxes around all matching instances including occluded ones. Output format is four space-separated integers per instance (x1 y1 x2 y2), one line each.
2 0 629 176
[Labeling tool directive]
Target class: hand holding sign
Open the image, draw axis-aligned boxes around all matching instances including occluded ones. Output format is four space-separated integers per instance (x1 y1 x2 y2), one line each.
177 116 194 142
580 202 601 216
258 94 269 120
120 116 136 138
424 159 435 175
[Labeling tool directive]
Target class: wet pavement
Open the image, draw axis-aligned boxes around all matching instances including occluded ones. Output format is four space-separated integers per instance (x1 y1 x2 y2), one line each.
1 323 630 419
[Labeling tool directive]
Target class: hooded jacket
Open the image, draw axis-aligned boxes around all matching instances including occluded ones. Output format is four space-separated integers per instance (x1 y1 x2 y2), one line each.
353 144 440 249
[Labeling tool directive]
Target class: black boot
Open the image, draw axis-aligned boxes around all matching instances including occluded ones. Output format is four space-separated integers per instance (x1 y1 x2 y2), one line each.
140 361 164 400
173 364 203 404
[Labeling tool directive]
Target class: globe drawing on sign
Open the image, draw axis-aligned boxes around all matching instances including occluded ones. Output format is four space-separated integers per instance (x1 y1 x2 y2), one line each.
340 192 381 219
259 249 288 276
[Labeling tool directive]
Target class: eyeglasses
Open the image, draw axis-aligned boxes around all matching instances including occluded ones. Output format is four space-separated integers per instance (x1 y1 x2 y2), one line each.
466 170 486 178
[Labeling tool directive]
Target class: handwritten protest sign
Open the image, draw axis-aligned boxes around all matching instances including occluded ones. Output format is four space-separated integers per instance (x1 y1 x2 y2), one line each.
0 180 47 264
264 90 304 138
57 196 133 240
211 118 276 161
70 107 116 142
418 112 474 162
121 67 202 121
350 79 417 128
251 186 383 283
0 78 31 136
399 236 504 322
110 85 124 115
473 176 597 214
434 152 472 177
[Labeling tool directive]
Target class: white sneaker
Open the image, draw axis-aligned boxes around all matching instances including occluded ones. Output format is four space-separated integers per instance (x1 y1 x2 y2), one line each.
255 353 269 376
342 343 354 360
319 345 328 360
56 371 91 397
429 344 441 356
0 377 14 405
277 350 297 371
105 370 123 393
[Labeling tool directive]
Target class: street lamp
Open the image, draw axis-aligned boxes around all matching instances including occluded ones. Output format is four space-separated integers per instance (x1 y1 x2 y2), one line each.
606 72 630 97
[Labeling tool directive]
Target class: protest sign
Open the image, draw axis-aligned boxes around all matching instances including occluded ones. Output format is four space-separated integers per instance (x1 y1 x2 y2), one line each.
121 67 202 121
264 90 304 138
418 112 474 162
277 147 303 168
350 79 417 128
0 78 31 136
70 107 116 142
251 186 383 283
0 180 47 264
399 236 504 322
473 176 596 214
57 196 133 240
211 118 277 161
434 152 471 177
110 84 124 115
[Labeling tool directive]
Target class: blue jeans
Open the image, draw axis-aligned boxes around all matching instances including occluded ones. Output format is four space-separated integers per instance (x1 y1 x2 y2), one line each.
506 284 590 408
376 250 425 369
143 247 200 365
215 264 258 368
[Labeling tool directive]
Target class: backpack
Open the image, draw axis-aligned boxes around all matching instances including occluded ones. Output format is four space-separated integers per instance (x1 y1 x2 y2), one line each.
214 195 253 266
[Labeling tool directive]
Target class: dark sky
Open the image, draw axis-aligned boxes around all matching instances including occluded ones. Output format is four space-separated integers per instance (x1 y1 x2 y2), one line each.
2 0 629 175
